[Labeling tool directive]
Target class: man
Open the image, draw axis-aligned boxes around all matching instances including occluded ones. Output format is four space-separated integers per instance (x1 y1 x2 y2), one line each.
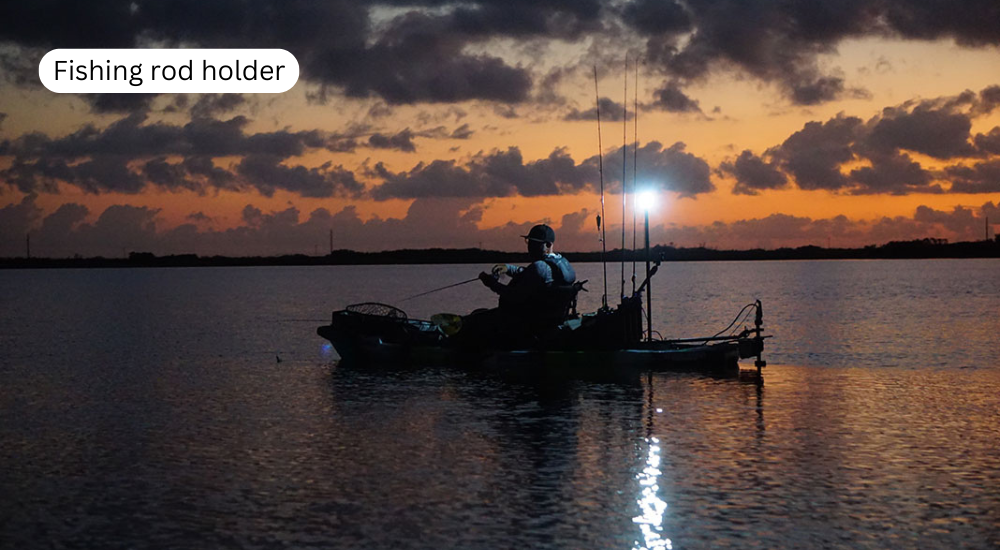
458 224 577 347
478 224 576 315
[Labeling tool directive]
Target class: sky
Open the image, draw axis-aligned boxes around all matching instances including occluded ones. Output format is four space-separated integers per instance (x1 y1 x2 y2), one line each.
1 0 1000 257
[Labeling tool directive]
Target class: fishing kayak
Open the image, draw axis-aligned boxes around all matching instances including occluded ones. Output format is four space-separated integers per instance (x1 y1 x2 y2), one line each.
317 296 768 377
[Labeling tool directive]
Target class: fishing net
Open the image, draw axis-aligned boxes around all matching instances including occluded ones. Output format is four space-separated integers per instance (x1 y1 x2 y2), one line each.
345 302 408 320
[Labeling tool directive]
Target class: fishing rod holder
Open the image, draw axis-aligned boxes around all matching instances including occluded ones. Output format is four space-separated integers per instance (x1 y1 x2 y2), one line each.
753 299 766 371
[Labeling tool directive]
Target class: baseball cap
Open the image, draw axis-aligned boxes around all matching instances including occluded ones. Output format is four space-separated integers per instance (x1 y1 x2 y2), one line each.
522 224 556 243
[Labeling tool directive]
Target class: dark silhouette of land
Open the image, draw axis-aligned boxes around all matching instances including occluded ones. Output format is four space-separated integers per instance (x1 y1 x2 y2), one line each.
2 237 999 269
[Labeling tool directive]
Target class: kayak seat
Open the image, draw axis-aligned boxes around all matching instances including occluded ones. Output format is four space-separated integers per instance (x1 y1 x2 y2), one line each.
536 279 588 327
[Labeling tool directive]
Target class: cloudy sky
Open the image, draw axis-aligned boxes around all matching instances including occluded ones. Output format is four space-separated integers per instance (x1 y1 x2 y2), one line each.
1 0 999 257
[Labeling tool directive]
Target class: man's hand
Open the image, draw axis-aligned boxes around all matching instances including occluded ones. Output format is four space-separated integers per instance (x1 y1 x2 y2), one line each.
491 264 508 277
479 271 501 291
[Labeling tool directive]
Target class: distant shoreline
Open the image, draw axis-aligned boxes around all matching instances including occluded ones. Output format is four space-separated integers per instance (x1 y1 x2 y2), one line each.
3 238 999 269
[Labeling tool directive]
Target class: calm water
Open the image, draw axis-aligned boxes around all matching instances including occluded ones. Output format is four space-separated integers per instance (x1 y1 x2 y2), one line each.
1 260 998 549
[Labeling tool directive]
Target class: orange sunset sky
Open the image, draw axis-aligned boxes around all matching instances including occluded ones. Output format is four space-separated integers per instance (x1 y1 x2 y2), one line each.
1 1 999 257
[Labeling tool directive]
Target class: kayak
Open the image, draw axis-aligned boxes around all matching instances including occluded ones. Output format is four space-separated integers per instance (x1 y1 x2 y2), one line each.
317 296 768 377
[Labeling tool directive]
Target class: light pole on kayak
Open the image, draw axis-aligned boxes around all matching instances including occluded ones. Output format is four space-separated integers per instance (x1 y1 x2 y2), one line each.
637 190 657 343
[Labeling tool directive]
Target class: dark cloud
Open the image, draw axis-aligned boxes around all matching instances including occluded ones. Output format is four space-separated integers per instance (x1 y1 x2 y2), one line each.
847 152 939 195
235 154 363 198
564 97 632 122
448 0 603 39
628 0 1000 106
371 146 585 200
945 160 1000 194
769 115 862 191
371 141 713 200
82 94 158 114
977 86 1000 115
450 123 474 139
861 104 976 159
0 2 138 48
595 141 715 197
312 10 533 104
729 88 1000 195
3 1 534 106
719 151 788 195
650 83 702 113
3 1 1000 109
368 129 417 152
186 211 213 223
789 76 848 106
0 113 340 196
621 0 690 36
143 157 203 192
0 194 41 255
190 93 247 119
182 156 238 191
973 127 1000 155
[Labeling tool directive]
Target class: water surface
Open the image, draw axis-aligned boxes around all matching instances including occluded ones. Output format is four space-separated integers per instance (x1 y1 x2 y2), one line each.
1 260 998 548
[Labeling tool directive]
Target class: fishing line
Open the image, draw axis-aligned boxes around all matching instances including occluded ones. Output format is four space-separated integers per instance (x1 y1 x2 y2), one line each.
398 277 480 302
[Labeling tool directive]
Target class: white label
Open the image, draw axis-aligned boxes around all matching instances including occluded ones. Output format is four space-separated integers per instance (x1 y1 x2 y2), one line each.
39 49 299 93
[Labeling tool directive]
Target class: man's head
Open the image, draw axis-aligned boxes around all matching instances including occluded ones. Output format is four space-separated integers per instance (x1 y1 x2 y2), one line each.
522 224 555 260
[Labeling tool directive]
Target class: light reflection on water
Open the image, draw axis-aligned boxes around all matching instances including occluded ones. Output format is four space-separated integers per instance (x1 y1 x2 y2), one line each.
633 437 671 550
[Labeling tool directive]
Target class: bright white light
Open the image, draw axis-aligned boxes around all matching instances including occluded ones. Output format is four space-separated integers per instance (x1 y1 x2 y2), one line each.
637 190 658 212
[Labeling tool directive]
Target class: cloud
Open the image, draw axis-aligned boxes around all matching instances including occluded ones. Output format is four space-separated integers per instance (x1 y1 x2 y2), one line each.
235 155 363 198
308 9 534 105
0 112 345 196
370 147 573 200
370 141 714 200
186 211 213 223
768 115 862 191
564 97 632 121
972 127 1000 155
632 0 1000 106
368 129 416 152
83 93 158 114
621 0 691 36
649 83 702 113
190 93 246 119
860 103 977 159
0 194 42 255
726 87 1000 194
450 123 474 140
595 141 715 196
719 151 788 195
945 160 1000 193
847 152 939 195
3 1 1000 110
3 113 321 160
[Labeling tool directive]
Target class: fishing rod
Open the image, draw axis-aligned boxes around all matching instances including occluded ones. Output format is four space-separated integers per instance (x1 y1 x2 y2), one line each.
399 277 479 302
632 58 639 296
594 64 608 309
621 54 628 303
